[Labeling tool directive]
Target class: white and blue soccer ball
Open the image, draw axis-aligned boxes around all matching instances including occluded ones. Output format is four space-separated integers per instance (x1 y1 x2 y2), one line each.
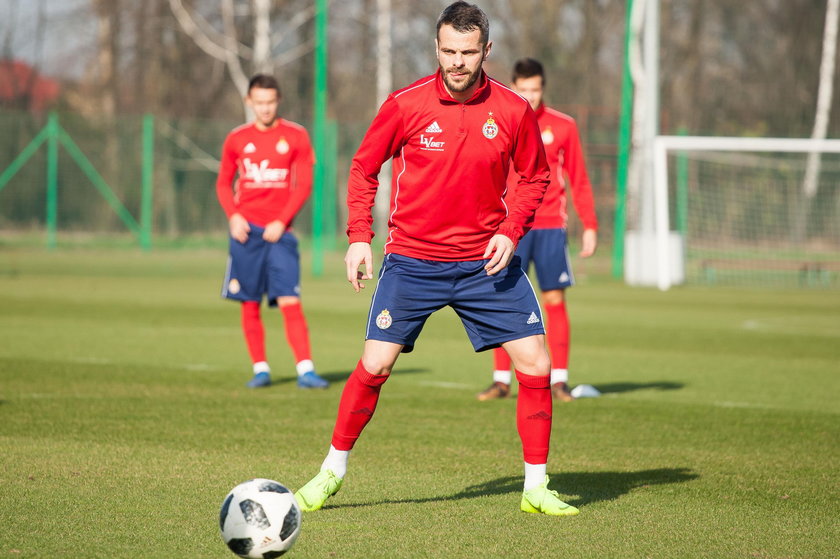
219 478 301 558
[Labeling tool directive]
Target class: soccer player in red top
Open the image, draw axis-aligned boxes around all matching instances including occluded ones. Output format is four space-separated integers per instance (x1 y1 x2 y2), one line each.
294 2 579 516
477 58 598 403
216 74 328 390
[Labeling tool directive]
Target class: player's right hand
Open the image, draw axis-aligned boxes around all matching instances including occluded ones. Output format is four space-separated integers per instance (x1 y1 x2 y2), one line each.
229 213 250 244
345 242 374 293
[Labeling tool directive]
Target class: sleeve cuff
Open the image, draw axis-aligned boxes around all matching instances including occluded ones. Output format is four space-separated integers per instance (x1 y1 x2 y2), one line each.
496 224 523 247
348 232 374 244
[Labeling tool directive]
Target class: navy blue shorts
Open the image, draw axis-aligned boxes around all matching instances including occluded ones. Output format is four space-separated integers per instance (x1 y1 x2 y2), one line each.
221 225 301 307
516 228 574 291
366 254 545 353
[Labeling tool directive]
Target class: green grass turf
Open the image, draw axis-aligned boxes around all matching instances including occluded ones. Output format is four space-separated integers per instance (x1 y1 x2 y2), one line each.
0 248 838 558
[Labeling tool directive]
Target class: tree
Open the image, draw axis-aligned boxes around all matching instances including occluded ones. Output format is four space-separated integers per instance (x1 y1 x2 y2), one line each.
796 0 839 241
168 0 315 119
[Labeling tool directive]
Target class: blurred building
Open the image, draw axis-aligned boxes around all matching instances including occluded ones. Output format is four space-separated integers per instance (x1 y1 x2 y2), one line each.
0 60 61 111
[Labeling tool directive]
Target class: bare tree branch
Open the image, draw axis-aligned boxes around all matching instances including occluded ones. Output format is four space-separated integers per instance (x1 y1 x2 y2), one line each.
273 38 314 67
221 0 249 97
271 5 316 51
253 0 271 73
171 0 253 58
802 0 839 198
168 0 231 61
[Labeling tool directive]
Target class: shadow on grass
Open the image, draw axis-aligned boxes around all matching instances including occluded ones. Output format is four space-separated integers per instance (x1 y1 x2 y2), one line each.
331 467 698 509
594 381 684 394
269 367 430 386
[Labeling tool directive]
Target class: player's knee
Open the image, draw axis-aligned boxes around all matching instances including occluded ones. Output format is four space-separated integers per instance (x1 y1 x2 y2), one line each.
510 347 550 375
359 356 393 376
360 340 402 375
541 289 565 306
527 351 551 375
276 296 300 307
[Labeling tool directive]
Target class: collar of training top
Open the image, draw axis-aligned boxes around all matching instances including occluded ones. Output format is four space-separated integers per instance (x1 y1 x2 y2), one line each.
435 69 490 105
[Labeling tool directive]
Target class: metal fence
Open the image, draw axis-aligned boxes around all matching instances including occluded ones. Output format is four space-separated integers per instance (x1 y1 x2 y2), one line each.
0 108 618 258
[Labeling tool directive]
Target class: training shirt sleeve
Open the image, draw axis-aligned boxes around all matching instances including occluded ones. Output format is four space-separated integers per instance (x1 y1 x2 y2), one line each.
276 129 315 227
346 96 406 244
216 134 239 219
563 119 598 231
497 108 550 244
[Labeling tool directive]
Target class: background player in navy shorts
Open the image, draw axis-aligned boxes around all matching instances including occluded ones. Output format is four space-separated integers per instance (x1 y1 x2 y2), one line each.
216 74 328 389
478 58 598 403
294 2 581 517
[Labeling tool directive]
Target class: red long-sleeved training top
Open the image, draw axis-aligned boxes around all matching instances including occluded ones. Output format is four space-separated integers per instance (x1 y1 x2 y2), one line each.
509 105 598 231
346 71 551 261
216 119 314 228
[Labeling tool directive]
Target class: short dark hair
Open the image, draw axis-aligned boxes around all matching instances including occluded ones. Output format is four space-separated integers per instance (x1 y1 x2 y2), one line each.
512 58 545 84
248 74 281 96
436 1 489 46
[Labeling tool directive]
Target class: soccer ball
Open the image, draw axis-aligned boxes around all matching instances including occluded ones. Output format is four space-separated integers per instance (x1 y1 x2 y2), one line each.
219 478 301 558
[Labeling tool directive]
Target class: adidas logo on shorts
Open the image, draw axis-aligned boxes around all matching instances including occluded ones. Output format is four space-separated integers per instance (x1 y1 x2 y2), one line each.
527 312 540 325
425 121 443 133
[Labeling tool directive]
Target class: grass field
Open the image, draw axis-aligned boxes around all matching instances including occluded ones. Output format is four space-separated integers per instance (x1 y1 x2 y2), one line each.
1 247 838 558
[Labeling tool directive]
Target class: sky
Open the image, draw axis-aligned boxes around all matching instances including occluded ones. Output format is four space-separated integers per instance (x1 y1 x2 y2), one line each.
1 0 95 78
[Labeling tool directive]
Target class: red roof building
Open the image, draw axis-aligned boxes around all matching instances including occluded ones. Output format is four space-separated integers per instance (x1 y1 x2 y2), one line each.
0 59 60 111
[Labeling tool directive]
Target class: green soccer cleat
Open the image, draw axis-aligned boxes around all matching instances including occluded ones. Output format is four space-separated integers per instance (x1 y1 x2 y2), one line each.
520 476 580 516
294 469 343 512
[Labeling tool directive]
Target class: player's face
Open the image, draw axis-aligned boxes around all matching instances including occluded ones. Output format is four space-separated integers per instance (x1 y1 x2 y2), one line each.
512 76 544 112
247 87 279 129
436 24 491 100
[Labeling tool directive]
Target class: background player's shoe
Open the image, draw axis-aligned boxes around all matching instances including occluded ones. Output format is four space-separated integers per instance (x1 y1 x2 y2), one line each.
297 370 329 389
477 381 510 401
246 371 271 388
551 382 575 402
521 476 580 516
295 469 342 511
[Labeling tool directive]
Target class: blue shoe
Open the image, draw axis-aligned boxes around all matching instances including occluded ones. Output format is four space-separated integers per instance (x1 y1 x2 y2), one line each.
246 371 271 388
297 371 329 389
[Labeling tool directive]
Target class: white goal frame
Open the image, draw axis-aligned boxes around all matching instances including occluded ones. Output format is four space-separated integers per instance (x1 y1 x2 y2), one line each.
651 135 840 290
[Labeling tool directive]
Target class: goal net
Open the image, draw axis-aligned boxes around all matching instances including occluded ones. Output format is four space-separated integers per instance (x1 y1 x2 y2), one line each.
651 136 840 289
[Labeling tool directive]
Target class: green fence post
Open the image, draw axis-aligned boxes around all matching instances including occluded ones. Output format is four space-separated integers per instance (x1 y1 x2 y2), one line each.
46 113 59 249
141 114 155 250
612 0 634 278
312 0 329 277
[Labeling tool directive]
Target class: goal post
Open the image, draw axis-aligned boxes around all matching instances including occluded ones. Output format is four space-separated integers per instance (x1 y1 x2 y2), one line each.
651 135 840 290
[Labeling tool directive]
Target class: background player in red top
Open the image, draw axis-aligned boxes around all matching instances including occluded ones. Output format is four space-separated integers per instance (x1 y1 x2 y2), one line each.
216 74 328 390
294 2 579 517
477 58 598 403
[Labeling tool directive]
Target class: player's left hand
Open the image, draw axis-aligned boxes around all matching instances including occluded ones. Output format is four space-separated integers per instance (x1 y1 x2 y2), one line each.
345 242 374 292
580 228 598 258
483 234 515 276
263 220 286 243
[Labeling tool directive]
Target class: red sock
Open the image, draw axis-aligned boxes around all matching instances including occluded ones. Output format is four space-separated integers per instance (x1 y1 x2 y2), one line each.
493 347 511 372
241 301 266 364
280 301 311 363
331 361 390 451
515 370 552 464
544 301 570 370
